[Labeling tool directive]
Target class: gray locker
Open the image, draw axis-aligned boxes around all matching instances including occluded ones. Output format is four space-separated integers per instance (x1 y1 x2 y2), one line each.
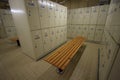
32 30 44 59
94 28 104 42
26 0 41 30
42 29 51 54
87 25 96 41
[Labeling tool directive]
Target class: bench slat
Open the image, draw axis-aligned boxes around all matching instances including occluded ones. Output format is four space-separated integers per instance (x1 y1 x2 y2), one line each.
48 39 80 64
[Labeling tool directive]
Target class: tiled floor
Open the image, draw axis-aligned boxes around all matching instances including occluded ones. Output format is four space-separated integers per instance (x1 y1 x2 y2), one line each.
0 39 103 80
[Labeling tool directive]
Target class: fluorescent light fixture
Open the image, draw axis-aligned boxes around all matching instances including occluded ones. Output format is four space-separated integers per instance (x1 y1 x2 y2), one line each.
11 9 24 14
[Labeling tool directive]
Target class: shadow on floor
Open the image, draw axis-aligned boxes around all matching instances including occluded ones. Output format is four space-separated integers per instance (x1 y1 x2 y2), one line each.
37 45 86 80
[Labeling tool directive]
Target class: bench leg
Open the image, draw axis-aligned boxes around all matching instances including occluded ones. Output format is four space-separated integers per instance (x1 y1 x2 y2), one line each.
17 40 20 46
56 68 64 74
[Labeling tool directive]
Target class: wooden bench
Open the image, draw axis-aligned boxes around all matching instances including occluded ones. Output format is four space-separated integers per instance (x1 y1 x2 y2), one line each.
44 36 85 73
9 37 20 46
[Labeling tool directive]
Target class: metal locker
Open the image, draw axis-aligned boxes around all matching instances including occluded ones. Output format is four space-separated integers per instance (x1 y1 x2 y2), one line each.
49 28 57 50
78 8 84 24
77 25 83 36
94 28 104 42
26 0 40 30
82 25 89 38
90 6 99 24
54 27 60 46
83 7 91 24
67 25 72 38
47 1 55 27
42 29 51 53
64 7 67 25
31 30 44 59
97 5 109 25
111 3 120 26
87 25 96 41
71 9 76 25
64 26 67 41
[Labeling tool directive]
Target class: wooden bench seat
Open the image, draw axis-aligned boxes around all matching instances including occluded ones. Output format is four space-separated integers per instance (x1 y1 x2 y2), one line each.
44 36 85 71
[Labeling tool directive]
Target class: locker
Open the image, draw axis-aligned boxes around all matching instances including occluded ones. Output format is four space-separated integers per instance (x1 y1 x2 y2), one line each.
97 5 109 25
54 3 60 26
71 9 76 24
67 10 71 25
54 27 61 46
105 4 114 26
90 6 99 24
63 26 67 41
38 0 48 16
78 8 84 24
71 25 78 38
49 28 57 49
94 28 104 41
77 25 83 36
38 0 49 29
74 9 79 24
67 25 72 38
31 30 44 59
111 3 120 26
64 7 67 25
82 25 89 38
26 0 40 30
87 25 96 41
42 29 51 53
47 1 55 27
83 7 91 24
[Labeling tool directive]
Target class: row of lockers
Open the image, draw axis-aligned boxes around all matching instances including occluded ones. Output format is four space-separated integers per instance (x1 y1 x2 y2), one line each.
105 2 120 44
67 5 109 25
0 9 17 39
99 0 120 80
9 0 67 60
67 25 104 42
0 9 15 27
31 26 67 59
25 0 67 30
99 31 119 80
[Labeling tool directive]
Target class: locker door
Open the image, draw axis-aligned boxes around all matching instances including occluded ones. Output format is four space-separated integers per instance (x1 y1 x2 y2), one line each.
26 0 40 30
77 25 83 36
94 28 104 42
49 28 56 49
42 29 51 53
111 3 120 26
97 5 109 25
54 4 58 26
64 7 67 25
47 1 55 27
71 25 76 38
83 8 91 24
63 26 67 41
78 8 84 24
88 25 96 41
38 0 49 29
55 27 60 46
90 6 99 24
67 25 72 38
82 25 88 38
31 30 44 59
67 10 71 25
